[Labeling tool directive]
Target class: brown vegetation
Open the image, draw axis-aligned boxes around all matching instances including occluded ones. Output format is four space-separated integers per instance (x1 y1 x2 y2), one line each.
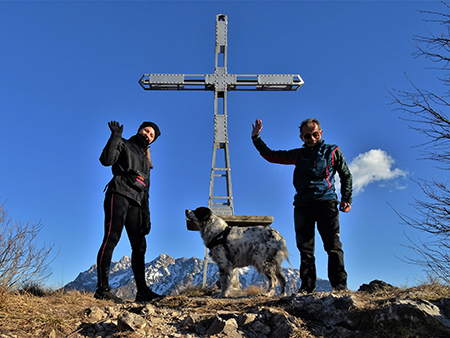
0 205 55 291
1 282 450 337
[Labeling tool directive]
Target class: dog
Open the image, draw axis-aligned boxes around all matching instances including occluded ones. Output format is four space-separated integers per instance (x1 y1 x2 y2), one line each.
186 207 291 298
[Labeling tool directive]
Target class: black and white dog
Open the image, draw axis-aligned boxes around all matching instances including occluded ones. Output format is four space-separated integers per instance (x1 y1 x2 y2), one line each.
186 207 291 298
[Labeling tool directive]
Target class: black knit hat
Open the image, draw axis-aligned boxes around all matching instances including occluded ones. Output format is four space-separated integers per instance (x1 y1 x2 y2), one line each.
138 122 161 142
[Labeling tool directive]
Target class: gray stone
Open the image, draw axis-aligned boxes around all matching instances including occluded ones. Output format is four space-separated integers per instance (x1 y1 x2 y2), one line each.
249 320 271 337
86 307 105 322
206 315 227 335
375 299 450 329
117 311 146 332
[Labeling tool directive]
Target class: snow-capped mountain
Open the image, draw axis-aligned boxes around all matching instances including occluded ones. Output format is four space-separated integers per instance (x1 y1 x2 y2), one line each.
64 254 332 297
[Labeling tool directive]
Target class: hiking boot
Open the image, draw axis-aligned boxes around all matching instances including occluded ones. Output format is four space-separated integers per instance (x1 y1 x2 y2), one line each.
298 287 315 295
333 284 348 293
94 286 125 304
135 287 164 302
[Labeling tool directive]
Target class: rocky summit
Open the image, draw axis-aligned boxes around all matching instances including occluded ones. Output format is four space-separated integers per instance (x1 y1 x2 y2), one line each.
62 283 450 337
2 267 450 337
64 253 332 297
54 255 450 337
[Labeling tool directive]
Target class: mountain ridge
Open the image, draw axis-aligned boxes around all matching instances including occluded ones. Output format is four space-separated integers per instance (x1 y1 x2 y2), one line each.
64 253 332 297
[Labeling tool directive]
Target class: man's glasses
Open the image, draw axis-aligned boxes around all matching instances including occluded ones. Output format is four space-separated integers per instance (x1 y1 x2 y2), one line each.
302 131 321 140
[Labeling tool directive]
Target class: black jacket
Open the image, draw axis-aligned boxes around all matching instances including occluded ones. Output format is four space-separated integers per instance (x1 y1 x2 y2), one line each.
100 133 151 214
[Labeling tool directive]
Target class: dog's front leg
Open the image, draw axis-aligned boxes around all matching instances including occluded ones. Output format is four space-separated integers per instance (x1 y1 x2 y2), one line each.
266 275 276 297
263 262 279 297
217 266 233 298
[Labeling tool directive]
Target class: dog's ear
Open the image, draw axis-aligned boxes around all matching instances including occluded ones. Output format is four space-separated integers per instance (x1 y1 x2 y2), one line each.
194 207 212 222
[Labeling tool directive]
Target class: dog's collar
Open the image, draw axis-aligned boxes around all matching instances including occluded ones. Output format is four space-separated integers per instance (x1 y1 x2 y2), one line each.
206 227 232 250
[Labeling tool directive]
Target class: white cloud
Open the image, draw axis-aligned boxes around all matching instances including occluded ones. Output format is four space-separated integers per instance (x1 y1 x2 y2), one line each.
336 149 407 196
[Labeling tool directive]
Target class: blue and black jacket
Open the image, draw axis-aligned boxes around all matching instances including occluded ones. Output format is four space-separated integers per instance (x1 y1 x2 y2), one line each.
252 135 353 206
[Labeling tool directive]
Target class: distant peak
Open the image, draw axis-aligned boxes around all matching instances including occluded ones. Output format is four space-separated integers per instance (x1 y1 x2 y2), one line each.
119 256 131 264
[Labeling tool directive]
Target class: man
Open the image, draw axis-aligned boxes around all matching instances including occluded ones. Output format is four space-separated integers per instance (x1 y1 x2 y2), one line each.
251 118 353 293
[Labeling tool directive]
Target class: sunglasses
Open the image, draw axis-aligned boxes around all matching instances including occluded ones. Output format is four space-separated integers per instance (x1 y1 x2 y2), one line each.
302 131 321 140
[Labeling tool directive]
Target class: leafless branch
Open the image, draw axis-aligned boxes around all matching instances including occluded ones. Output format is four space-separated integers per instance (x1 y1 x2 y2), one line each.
0 205 57 291
388 3 450 283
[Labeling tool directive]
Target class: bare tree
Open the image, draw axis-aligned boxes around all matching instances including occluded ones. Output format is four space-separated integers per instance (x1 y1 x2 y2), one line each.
389 2 450 283
0 204 56 291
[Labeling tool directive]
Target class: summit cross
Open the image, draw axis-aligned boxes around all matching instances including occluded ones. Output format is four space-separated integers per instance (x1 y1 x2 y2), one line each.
139 14 304 216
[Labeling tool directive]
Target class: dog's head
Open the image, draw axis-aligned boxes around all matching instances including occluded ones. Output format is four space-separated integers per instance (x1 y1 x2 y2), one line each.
186 207 229 244
185 207 212 227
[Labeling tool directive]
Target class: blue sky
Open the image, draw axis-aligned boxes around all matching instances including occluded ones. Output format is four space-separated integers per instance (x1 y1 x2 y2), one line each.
1 0 447 291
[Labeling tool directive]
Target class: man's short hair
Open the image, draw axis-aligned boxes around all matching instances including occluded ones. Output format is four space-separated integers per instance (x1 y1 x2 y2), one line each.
299 118 321 134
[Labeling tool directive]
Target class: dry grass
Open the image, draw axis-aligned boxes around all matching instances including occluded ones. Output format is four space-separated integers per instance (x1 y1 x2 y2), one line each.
0 287 111 337
171 283 216 297
0 281 450 337
173 283 271 298
171 283 269 298
244 284 267 296
353 279 450 305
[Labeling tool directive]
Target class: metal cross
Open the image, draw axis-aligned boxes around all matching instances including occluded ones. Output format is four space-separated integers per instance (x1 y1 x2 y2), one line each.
140 14 303 288
139 14 303 217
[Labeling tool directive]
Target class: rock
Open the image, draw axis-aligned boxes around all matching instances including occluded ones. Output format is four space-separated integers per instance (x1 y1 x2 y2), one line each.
181 314 195 329
269 313 299 338
375 299 450 329
86 307 105 322
358 279 393 293
182 314 207 335
439 297 450 318
237 312 258 326
206 315 227 335
58 288 450 337
117 311 147 333
292 293 358 328
221 318 240 337
140 303 155 316
248 319 271 337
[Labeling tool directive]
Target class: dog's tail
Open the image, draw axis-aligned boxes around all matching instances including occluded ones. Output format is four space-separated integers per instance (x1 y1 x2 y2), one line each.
284 248 294 270
279 239 293 270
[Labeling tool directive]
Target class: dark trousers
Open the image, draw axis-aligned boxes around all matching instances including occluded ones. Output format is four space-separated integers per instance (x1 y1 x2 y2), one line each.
97 192 148 291
294 200 347 290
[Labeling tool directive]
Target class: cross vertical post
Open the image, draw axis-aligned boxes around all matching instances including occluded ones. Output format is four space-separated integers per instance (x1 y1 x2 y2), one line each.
208 14 234 216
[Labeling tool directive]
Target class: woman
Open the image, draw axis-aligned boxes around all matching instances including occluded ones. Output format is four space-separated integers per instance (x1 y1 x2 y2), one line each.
95 120 162 303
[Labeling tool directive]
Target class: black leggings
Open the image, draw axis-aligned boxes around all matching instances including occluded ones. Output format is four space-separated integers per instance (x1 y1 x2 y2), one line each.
97 192 147 290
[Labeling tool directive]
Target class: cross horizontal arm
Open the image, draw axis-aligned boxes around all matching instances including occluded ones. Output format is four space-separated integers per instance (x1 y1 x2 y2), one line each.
139 74 212 90
139 73 304 91
233 74 304 91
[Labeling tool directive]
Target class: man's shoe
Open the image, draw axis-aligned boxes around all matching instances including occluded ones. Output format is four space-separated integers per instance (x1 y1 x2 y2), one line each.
94 287 125 304
298 287 315 295
333 284 348 293
135 287 165 302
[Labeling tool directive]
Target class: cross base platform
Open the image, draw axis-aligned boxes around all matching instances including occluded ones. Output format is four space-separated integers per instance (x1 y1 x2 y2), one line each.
187 215 274 231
